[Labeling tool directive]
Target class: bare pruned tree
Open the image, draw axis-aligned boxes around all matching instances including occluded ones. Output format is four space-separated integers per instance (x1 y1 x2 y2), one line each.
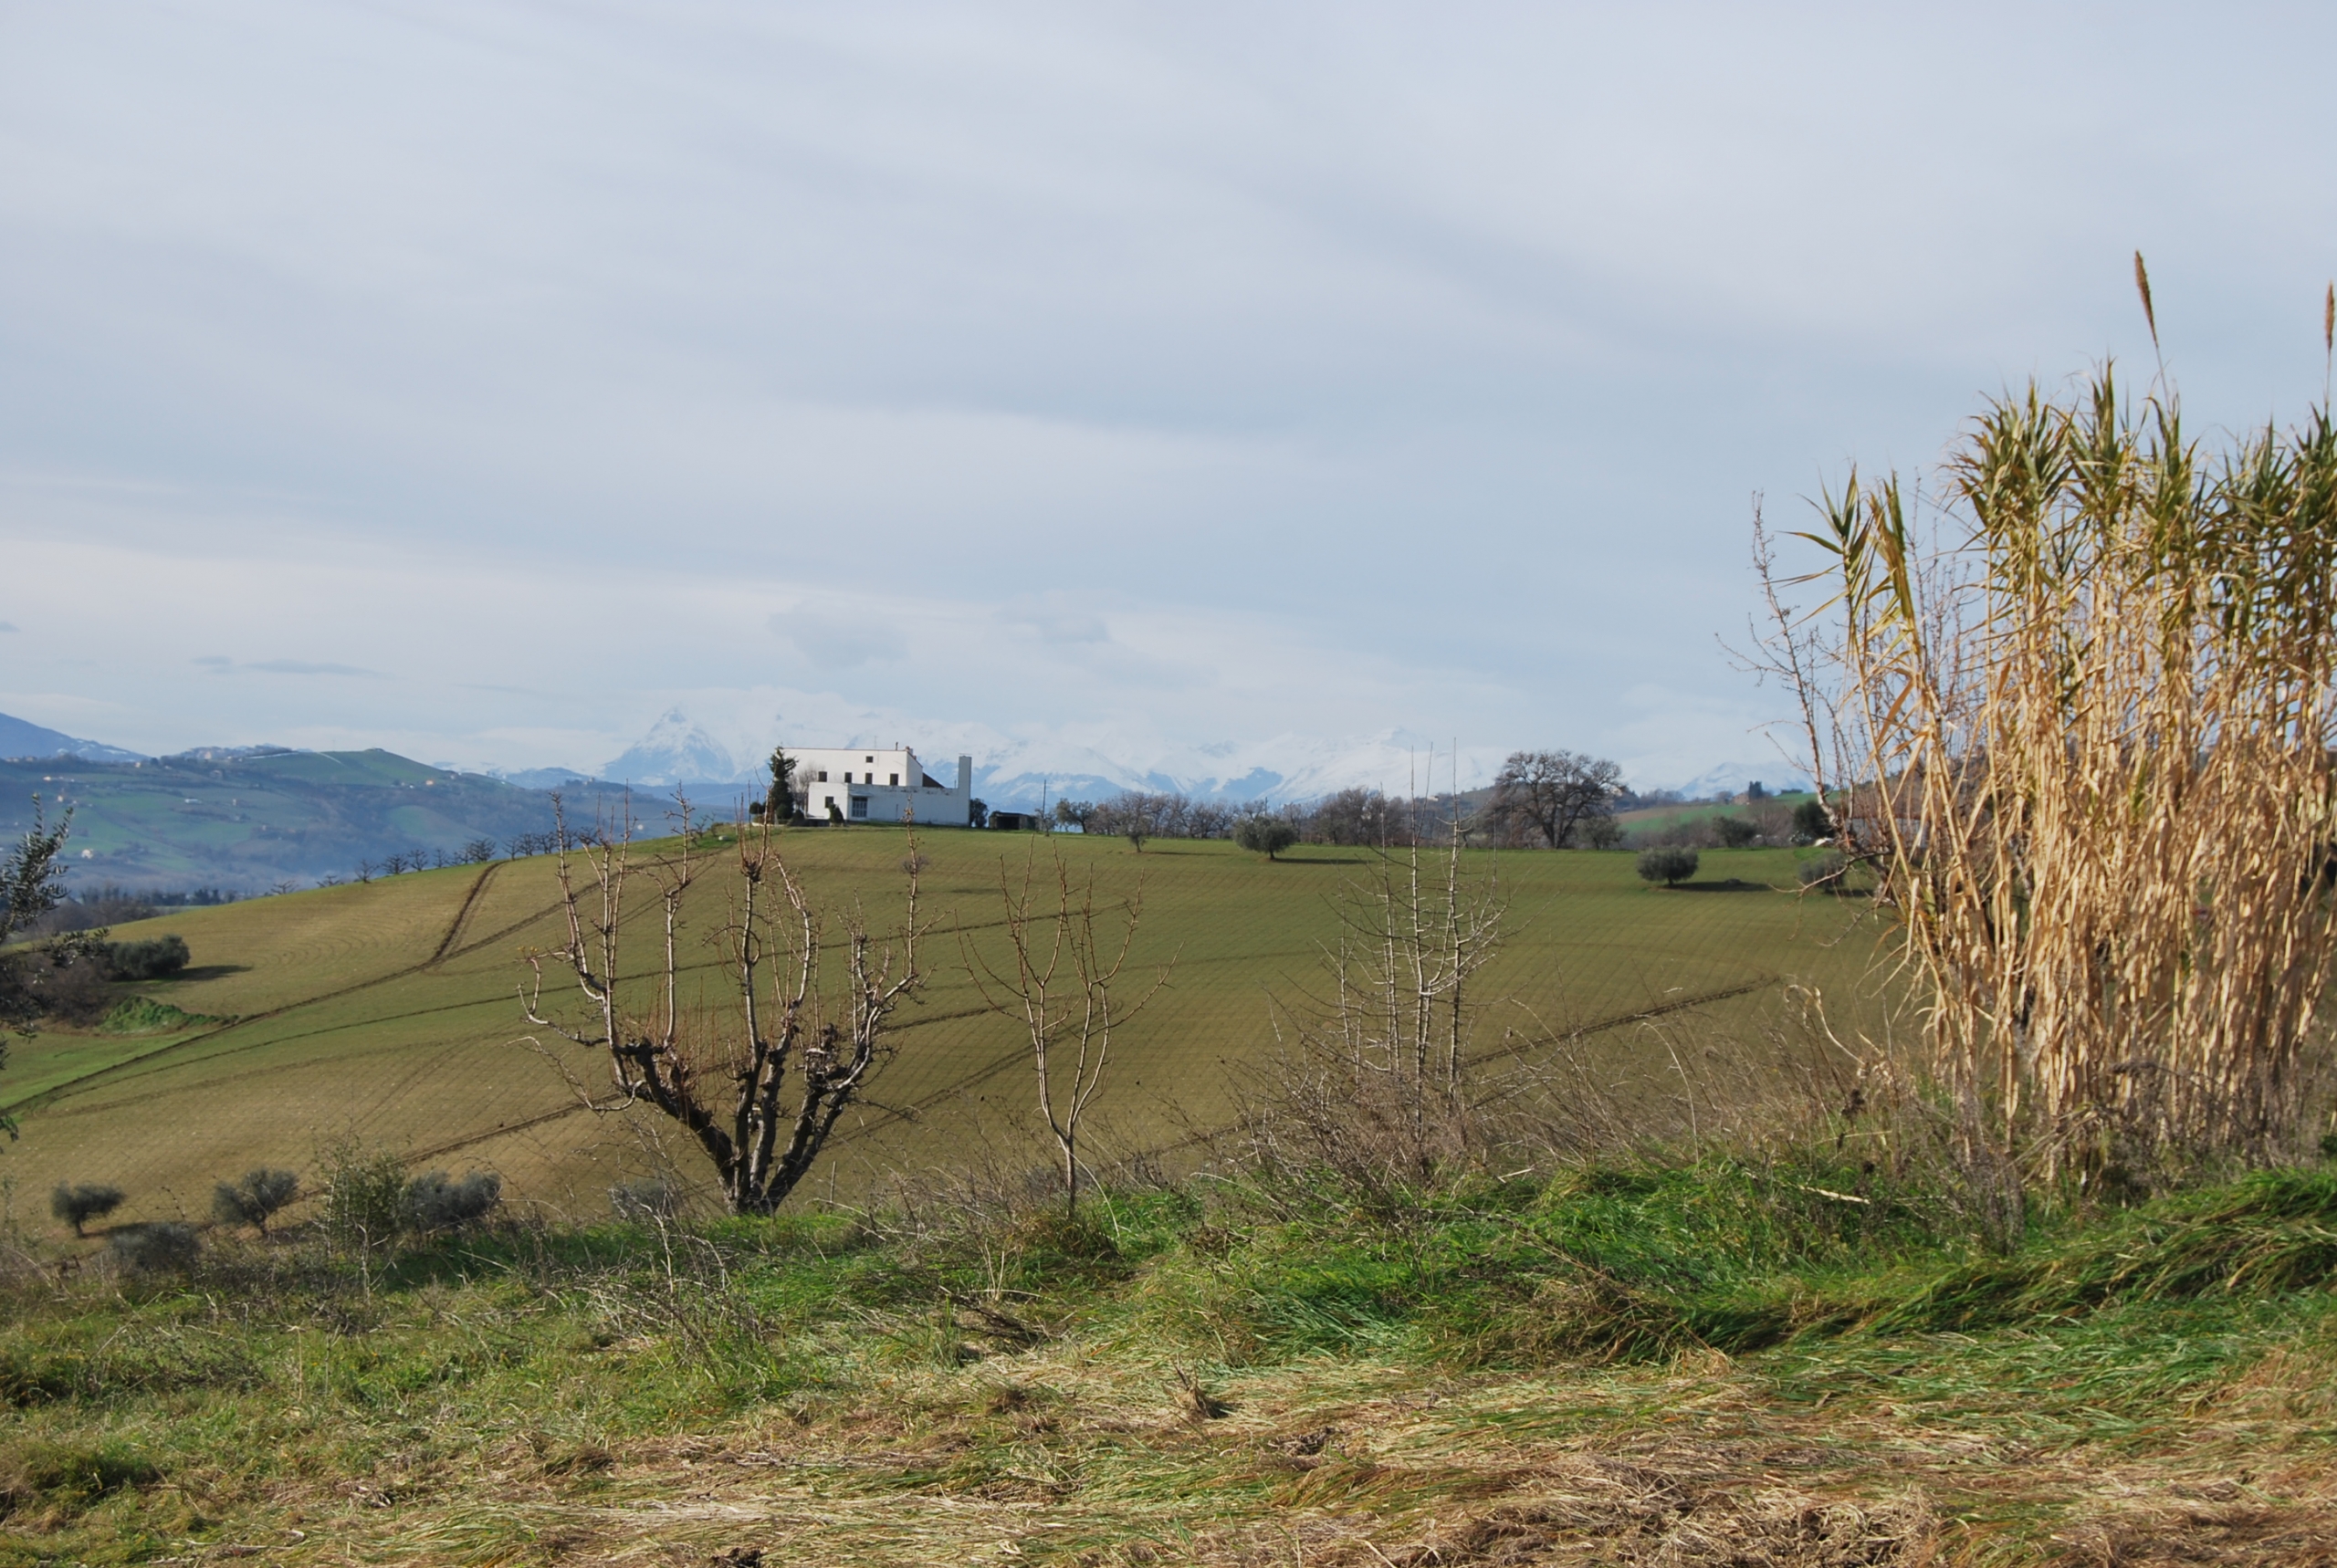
1261 819 1508 1186
521 797 927 1214
1489 749 1622 849
963 849 1170 1213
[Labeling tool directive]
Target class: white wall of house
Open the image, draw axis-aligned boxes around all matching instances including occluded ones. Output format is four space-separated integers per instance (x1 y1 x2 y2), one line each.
790 746 974 826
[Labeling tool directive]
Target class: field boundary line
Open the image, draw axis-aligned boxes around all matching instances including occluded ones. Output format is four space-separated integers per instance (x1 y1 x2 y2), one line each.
5 862 529 1114
1042 970 1787 1172
197 969 1794 1188
427 861 500 964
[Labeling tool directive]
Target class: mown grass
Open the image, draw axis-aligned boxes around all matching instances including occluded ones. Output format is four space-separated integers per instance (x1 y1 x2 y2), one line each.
5 1153 2335 1563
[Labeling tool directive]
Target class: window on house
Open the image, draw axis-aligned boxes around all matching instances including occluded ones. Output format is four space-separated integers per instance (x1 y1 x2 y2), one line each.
816 769 828 782
850 796 869 819
889 773 899 786
842 771 852 783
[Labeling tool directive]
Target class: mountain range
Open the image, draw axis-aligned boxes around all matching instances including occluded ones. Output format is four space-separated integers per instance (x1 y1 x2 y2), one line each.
0 708 1800 892
574 711 1811 807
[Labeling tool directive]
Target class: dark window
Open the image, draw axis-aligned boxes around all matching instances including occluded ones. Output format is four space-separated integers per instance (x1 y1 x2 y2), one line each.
850 796 870 819
889 773 899 786
816 769 828 782
842 771 852 783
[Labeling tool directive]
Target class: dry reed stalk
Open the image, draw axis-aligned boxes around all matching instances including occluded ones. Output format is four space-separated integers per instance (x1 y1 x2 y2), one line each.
1766 363 2337 1181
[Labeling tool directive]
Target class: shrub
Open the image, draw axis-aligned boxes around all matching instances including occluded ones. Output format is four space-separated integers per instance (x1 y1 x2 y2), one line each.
100 998 211 1035
1713 816 1761 849
1636 847 1699 887
49 1183 123 1237
610 1178 679 1221
1233 816 1300 860
212 1168 299 1233
25 950 110 1025
318 1142 407 1251
402 1170 502 1232
106 1220 199 1274
1797 851 1848 891
1791 798 1831 841
102 936 190 981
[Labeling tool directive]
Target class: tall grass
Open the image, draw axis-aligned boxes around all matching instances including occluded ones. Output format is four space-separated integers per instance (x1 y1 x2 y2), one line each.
1769 357 2337 1185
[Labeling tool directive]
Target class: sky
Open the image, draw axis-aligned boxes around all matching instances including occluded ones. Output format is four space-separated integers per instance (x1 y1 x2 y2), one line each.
3 2 2335 791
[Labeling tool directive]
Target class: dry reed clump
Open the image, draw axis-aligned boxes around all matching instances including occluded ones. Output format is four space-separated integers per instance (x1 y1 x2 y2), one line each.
1761 341 2337 1187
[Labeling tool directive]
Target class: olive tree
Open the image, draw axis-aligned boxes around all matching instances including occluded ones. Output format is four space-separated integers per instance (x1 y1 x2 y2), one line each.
212 1168 300 1234
1637 847 1699 886
1234 814 1300 860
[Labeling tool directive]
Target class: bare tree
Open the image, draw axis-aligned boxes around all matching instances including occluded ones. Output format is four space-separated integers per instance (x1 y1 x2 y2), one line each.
1315 829 1504 1128
1305 787 1405 847
963 849 1170 1213
521 797 927 1214
1489 750 1623 848
1257 820 1508 1187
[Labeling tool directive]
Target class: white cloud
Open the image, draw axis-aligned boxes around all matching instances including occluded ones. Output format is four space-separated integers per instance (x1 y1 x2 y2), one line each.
2 4 2332 778
769 604 902 670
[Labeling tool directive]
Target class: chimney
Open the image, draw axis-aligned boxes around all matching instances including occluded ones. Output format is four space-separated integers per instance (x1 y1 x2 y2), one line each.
957 756 973 794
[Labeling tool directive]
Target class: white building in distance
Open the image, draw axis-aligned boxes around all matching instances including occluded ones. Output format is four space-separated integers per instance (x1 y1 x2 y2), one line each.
789 746 975 826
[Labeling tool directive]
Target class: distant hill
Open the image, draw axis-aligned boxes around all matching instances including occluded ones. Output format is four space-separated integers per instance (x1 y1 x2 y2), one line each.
0 711 146 765
0 747 593 893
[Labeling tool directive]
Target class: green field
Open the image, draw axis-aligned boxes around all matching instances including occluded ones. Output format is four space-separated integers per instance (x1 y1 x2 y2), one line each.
2 830 1889 1226
1613 789 1818 838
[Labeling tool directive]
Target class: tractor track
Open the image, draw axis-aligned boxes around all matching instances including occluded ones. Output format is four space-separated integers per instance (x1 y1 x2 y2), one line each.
385 969 1785 1173
5 862 516 1113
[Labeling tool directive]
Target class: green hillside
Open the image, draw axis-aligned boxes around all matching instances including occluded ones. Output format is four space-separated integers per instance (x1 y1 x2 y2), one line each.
2 829 1891 1222
0 749 583 893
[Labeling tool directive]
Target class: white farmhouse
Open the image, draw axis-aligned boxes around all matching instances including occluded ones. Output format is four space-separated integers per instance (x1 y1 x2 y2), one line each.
790 746 975 826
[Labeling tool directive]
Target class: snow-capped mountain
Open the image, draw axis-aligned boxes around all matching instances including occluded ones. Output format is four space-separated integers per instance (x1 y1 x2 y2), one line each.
588 712 1513 808
0 711 147 764
966 729 1508 809
599 708 739 787
587 707 1819 813
1666 759 1814 800
488 766 597 790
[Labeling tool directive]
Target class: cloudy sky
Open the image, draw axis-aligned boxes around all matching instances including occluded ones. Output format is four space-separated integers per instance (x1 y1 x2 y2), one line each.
3 2 2334 789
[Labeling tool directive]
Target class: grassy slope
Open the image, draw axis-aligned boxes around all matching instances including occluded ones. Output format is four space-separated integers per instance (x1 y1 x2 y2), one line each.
2 831 1885 1224
0 751 566 891
4 1161 2334 1564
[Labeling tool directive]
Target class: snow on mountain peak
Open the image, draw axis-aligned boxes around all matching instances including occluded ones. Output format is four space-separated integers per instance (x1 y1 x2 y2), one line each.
600 708 739 787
